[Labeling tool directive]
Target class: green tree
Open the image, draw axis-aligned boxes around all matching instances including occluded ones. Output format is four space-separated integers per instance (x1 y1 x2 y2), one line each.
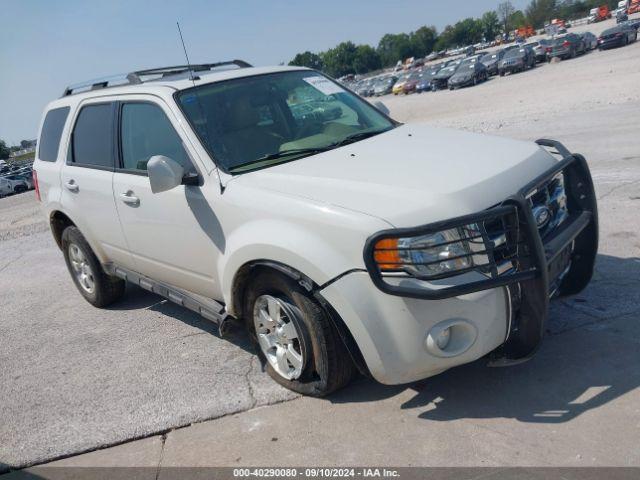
481 11 501 41
510 10 528 29
0 140 10 160
526 0 558 28
321 41 358 77
352 45 381 74
289 51 323 70
377 33 415 67
410 26 438 57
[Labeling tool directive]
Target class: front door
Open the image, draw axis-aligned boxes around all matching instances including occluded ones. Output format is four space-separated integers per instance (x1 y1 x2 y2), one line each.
112 99 221 299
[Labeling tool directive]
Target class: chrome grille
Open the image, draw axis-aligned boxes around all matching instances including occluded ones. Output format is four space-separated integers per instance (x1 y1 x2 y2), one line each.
484 172 569 276
527 172 569 239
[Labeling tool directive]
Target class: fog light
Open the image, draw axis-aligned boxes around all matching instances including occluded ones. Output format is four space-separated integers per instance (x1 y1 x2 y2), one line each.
436 327 451 350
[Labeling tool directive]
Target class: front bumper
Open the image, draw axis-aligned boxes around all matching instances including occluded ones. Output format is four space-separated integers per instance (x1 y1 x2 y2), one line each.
449 77 474 88
598 38 624 49
500 62 524 73
324 140 598 384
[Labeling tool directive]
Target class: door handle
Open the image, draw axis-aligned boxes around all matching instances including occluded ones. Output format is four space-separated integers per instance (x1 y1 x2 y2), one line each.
65 180 79 192
120 191 140 206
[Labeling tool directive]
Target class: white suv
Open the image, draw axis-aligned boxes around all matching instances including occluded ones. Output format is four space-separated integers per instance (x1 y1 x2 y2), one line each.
34 61 598 395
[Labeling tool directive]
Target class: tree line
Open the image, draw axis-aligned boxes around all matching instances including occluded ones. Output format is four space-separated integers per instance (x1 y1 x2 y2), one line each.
289 0 622 77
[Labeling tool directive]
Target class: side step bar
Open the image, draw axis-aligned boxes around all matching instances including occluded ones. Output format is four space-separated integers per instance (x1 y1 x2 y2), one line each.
104 264 233 335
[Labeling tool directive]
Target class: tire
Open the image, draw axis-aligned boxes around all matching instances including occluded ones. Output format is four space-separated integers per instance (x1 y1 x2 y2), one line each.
14 185 27 194
499 71 505 77
61 226 125 308
244 270 355 396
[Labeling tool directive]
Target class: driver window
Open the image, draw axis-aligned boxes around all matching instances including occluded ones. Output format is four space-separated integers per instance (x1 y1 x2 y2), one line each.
120 102 194 174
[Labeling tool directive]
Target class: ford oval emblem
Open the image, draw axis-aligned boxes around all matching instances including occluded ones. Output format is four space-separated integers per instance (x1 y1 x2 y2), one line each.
533 206 551 229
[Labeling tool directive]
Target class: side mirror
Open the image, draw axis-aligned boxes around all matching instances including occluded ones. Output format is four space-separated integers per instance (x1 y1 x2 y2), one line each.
373 100 390 116
147 155 184 194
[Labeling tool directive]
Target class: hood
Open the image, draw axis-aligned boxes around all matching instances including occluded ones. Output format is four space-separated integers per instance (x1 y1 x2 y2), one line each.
435 70 455 79
230 124 559 228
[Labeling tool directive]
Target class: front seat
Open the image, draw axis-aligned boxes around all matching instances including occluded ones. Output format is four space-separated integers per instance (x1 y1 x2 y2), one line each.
220 96 281 165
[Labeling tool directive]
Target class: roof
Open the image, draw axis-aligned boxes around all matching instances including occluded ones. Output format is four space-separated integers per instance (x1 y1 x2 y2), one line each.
45 64 311 111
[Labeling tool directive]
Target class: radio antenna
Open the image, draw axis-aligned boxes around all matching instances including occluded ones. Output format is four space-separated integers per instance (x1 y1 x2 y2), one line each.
175 22 226 194
177 22 198 84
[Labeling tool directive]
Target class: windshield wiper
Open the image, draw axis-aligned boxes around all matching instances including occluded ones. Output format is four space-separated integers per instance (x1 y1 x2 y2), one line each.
228 146 336 173
228 129 392 173
333 128 392 148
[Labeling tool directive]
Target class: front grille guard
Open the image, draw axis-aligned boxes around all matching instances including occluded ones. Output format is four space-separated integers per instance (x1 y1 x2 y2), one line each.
363 139 597 302
364 139 598 361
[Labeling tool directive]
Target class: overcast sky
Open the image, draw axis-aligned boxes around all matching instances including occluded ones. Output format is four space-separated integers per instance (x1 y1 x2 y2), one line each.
0 0 530 143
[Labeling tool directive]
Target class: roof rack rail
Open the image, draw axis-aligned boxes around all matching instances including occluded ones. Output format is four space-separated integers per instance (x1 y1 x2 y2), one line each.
61 59 252 97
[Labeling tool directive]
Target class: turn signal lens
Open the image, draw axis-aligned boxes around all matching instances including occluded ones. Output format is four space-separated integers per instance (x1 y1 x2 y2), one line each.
373 238 400 270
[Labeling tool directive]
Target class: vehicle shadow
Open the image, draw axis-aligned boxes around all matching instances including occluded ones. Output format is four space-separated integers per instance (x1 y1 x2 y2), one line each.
328 253 640 424
105 284 255 354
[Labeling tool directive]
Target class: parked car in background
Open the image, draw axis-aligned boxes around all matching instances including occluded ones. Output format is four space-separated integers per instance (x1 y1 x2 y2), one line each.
498 46 536 76
0 177 14 197
431 64 459 90
373 76 397 96
616 10 629 23
622 19 640 30
580 32 599 50
402 71 423 94
0 175 28 194
415 66 440 92
598 24 638 49
355 78 375 97
12 174 35 190
548 33 587 61
448 59 489 90
527 39 553 62
481 50 505 75
392 73 410 95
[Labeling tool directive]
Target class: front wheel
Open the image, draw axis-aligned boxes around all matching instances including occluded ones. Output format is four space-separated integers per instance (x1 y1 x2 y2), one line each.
244 270 355 396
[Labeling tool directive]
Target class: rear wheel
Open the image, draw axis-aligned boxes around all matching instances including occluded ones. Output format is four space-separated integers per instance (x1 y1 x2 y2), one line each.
244 270 355 396
61 226 125 307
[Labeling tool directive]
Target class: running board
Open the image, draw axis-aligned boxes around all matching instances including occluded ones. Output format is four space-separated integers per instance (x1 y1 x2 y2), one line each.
104 264 233 334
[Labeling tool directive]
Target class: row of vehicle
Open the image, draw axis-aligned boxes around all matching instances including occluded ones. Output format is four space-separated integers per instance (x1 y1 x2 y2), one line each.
0 163 35 197
351 23 638 96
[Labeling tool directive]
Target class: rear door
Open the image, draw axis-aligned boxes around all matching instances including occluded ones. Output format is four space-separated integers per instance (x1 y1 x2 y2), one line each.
60 101 132 267
112 98 220 298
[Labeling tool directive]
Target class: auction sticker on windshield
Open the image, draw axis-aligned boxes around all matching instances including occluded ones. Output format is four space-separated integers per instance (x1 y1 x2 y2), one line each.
303 76 344 95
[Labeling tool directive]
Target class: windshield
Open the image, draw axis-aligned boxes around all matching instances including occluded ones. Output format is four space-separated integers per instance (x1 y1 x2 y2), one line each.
504 48 525 58
177 71 395 173
439 66 457 74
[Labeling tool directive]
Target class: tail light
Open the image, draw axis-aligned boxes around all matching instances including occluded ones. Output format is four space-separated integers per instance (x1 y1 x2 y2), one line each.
33 170 41 202
562 40 571 47
615 32 623 37
546 47 552 52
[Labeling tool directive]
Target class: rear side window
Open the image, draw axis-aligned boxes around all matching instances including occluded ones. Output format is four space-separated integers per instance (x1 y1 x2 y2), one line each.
38 107 70 162
71 103 114 169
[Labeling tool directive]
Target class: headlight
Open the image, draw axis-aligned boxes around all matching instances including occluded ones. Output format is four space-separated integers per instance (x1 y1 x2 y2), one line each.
373 224 482 279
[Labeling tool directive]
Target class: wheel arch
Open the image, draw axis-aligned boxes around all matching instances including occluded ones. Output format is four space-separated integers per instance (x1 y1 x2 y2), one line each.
229 259 370 377
50 210 77 249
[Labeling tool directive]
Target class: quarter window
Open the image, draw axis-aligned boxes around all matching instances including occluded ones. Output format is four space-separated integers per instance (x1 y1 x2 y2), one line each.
38 107 70 162
120 103 193 173
71 104 114 168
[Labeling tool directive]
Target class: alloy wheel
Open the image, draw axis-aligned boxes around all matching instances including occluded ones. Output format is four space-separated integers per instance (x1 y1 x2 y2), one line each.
253 295 305 380
68 243 95 294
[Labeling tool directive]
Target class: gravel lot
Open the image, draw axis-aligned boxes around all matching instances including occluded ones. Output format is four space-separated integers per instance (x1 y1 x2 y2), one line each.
1 16 639 470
